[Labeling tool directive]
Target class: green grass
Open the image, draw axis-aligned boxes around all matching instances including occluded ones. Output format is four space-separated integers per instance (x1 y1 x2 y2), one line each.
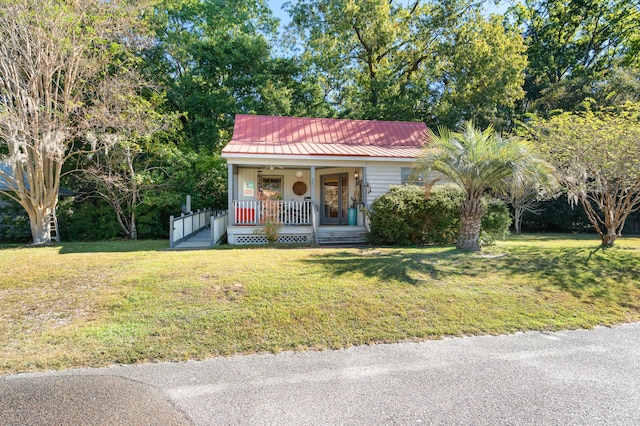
1 234 639 374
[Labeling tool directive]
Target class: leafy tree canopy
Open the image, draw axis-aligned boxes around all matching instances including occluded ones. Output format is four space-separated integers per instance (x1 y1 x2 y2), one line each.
287 0 527 129
145 0 329 152
508 0 640 115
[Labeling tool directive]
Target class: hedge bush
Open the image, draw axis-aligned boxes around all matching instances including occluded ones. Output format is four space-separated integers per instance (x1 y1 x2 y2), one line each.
0 195 31 243
520 195 640 235
57 197 175 241
480 198 511 244
57 198 123 241
367 185 511 246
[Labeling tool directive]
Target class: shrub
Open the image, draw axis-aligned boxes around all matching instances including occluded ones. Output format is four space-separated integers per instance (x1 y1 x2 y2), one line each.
1 192 176 242
0 195 31 243
521 195 592 233
368 185 463 245
134 202 174 239
421 186 465 245
254 190 282 244
367 185 423 245
368 185 512 246
57 196 176 241
57 198 123 241
520 195 640 235
480 198 511 244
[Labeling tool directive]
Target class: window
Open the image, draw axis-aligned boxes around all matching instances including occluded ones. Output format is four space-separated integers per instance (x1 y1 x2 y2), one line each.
260 175 283 198
401 168 424 186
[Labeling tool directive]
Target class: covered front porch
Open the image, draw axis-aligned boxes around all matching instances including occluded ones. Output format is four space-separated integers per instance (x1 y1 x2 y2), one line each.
226 163 369 245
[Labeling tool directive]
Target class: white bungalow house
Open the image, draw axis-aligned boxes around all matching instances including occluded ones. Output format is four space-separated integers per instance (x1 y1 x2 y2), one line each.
221 114 428 245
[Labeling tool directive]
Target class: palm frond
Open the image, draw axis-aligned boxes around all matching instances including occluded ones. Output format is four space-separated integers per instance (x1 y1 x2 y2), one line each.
415 121 547 197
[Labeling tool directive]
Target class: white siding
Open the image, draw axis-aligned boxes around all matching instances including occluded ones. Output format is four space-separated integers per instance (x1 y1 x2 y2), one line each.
364 161 413 205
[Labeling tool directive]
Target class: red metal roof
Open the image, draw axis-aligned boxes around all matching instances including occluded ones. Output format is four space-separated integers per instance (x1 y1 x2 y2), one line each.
222 115 428 158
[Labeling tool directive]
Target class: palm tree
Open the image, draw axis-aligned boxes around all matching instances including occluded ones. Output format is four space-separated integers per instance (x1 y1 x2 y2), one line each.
415 121 541 251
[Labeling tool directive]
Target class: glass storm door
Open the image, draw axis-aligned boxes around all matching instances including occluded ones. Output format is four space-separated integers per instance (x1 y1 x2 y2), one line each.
321 174 348 225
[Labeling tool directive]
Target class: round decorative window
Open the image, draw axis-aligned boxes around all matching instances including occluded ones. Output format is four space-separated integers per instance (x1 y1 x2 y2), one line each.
292 181 307 196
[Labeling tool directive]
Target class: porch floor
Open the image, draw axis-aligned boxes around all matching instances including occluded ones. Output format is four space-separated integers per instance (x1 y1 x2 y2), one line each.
172 228 212 249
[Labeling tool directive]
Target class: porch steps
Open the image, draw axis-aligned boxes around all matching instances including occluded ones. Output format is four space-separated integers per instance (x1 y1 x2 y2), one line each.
317 226 368 245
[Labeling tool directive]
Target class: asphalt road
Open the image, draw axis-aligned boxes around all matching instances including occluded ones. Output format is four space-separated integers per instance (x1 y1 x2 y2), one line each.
2 323 639 425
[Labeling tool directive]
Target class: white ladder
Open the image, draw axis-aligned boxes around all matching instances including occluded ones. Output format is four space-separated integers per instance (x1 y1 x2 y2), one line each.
49 209 60 243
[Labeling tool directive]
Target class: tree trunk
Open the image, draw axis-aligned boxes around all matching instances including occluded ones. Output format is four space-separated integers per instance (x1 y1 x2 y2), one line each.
601 230 617 247
26 207 52 245
128 154 138 240
600 206 621 247
514 205 523 235
580 198 623 248
457 196 486 252
129 210 137 240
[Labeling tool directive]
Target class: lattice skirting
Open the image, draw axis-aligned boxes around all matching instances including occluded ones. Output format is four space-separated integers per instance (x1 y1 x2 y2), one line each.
277 235 310 244
234 234 311 245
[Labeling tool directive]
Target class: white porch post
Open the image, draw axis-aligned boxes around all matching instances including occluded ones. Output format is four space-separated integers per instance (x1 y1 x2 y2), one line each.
362 165 370 232
228 163 235 225
310 165 318 244
362 165 368 206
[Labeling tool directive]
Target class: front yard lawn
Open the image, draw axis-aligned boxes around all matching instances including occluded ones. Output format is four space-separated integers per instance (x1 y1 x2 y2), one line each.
1 234 639 374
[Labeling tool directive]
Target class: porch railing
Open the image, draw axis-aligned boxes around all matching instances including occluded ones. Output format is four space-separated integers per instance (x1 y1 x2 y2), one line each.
210 211 228 246
233 200 312 226
170 208 225 248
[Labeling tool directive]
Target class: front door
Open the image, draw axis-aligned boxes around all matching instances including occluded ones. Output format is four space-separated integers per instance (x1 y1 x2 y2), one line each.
321 174 348 225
